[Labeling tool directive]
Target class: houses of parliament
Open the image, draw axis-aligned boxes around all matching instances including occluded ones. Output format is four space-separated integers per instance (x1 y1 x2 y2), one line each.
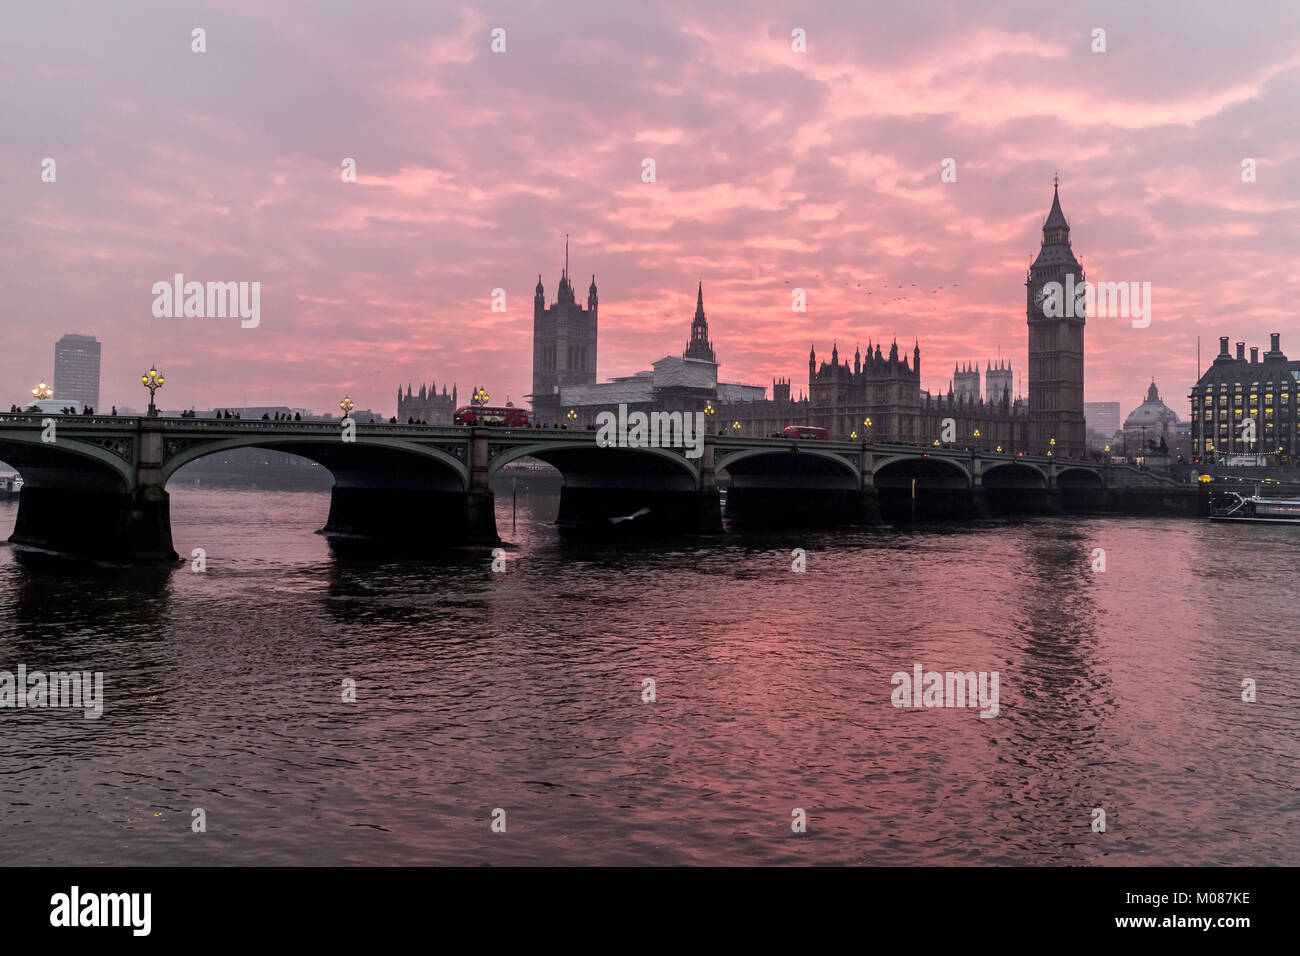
511 185 1087 456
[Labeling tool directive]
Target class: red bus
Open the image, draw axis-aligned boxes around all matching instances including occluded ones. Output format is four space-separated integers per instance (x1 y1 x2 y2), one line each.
782 425 828 440
453 405 529 427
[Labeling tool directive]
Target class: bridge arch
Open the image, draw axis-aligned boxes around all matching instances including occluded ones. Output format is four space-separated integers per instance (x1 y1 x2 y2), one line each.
486 440 701 487
160 434 471 489
1055 465 1104 488
0 430 135 491
981 459 1049 488
714 444 863 526
871 453 972 486
715 445 860 485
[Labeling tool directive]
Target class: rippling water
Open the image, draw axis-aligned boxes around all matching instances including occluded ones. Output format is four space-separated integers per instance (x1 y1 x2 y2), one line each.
0 488 1296 865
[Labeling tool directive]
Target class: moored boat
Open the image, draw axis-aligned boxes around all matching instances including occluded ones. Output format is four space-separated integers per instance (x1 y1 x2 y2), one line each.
1210 489 1300 524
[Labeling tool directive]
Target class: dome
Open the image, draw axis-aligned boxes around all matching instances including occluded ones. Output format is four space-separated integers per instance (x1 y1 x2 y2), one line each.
1124 380 1179 428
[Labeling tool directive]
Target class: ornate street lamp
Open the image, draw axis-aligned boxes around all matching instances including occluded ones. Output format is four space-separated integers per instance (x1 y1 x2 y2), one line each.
1048 436 1056 457
141 366 165 418
473 386 489 407
704 402 715 417
31 381 53 401
996 445 1003 453
732 420 741 433
851 430 858 439
339 395 354 417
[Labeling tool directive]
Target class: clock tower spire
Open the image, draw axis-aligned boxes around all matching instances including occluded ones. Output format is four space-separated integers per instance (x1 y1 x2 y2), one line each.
1026 178 1086 458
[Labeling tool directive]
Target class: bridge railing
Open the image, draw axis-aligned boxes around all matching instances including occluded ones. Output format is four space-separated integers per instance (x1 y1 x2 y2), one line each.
0 413 129 427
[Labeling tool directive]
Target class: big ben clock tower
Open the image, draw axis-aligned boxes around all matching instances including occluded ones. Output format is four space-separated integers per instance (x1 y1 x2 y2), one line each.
1026 178 1086 458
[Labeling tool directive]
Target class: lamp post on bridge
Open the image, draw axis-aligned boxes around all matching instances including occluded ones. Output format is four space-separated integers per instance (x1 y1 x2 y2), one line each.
141 366 164 418
31 381 53 403
339 395 354 418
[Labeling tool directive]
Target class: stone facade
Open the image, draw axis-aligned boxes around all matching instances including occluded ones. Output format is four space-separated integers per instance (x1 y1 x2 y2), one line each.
397 382 457 424
530 239 598 424
1189 334 1300 465
1026 182 1086 457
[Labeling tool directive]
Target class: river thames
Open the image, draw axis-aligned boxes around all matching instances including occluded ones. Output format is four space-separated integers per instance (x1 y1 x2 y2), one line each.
0 488 1296 865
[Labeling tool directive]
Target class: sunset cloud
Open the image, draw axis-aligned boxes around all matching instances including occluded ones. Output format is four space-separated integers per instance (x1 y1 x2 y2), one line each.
2 0 1298 420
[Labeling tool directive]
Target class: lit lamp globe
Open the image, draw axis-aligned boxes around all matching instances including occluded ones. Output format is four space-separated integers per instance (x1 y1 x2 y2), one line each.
141 366 165 417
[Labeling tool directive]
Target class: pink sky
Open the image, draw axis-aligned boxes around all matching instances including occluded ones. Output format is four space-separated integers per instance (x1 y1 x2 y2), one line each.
3 1 1299 420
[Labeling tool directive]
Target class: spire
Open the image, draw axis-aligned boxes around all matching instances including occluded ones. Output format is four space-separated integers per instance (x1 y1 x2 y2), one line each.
684 281 717 362
1043 178 1068 233
556 238 574 304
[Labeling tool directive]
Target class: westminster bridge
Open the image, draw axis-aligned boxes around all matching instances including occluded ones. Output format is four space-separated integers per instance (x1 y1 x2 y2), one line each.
0 414 1198 562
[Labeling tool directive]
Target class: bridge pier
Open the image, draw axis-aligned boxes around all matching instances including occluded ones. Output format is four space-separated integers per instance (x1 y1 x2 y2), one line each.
11 484 178 562
860 485 882 523
321 486 498 546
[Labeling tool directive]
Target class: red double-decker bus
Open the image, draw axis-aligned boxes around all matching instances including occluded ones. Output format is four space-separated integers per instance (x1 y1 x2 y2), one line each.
453 405 529 427
782 425 828 440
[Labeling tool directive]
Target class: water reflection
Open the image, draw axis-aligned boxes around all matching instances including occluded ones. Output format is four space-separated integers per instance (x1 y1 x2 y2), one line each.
0 491 1296 865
